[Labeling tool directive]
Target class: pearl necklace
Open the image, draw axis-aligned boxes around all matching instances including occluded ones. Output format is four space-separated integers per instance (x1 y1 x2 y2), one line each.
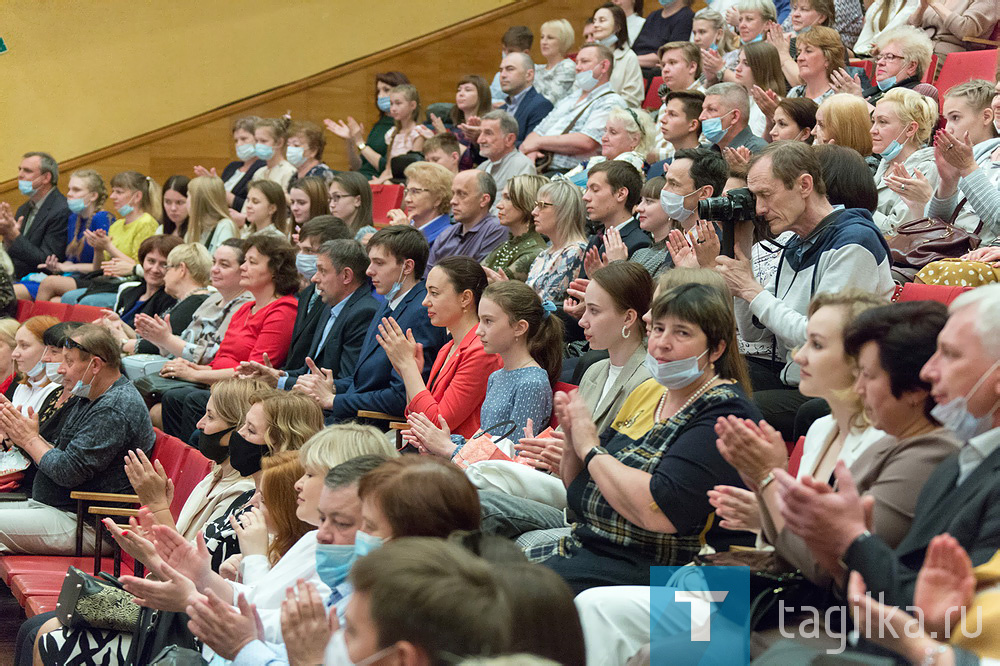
655 374 720 424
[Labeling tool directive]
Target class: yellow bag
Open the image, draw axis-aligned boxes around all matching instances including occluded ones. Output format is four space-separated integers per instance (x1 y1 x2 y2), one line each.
915 258 1000 287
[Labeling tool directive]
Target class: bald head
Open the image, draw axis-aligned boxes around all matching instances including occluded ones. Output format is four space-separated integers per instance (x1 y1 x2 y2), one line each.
450 170 497 225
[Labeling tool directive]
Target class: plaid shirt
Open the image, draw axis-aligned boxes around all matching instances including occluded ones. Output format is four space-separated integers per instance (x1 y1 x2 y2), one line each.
527 384 751 566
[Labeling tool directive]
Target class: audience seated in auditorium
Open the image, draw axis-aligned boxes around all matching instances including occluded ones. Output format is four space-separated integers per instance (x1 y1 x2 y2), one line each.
906 0 1000 59
0 324 154 555
1 152 70 281
482 175 549 280
534 19 578 106
241 180 289 239
497 52 554 142
286 120 334 186
590 4 645 108
421 133 462 175
632 0 696 72
520 44 626 174
427 170 506 268
649 90 706 176
287 176 331 238
476 111 538 213
239 238 377 390
524 180 589 303
565 106 655 186
194 116 265 216
328 171 378 242
385 161 455 245
717 142 894 440
581 161 652 274
489 26 535 106
700 82 769 156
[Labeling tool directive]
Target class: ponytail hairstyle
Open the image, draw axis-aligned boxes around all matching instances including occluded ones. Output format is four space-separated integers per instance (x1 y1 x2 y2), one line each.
110 171 163 222
432 256 490 312
482 281 564 386
590 261 653 339
390 84 421 135
255 116 292 153
66 169 109 260
259 450 312 565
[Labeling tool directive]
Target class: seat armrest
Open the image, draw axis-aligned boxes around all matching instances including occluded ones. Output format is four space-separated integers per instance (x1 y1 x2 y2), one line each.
70 491 140 504
357 410 405 423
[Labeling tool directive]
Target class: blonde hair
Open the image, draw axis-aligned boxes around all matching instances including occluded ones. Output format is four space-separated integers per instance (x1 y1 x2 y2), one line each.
536 180 587 245
250 389 324 453
255 116 291 145
540 19 575 55
403 161 455 215
299 423 399 473
807 289 888 429
67 169 109 259
693 8 739 54
0 319 18 351
209 378 269 430
504 174 549 229
796 25 845 77
819 94 874 156
606 106 657 157
110 171 162 222
390 84 421 134
878 87 939 145
186 176 232 246
736 0 777 24
167 243 212 286
875 25 933 80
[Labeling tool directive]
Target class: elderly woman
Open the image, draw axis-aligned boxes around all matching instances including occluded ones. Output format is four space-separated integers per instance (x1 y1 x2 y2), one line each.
530 283 759 593
286 120 334 186
835 25 933 106
536 19 578 105
525 181 590 303
779 0 863 52
385 161 454 246
565 107 656 187
870 87 940 233
814 93 875 162
483 175 550 281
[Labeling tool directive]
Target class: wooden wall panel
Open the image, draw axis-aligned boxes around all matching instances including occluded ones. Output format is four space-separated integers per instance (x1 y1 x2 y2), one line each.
1 0 591 210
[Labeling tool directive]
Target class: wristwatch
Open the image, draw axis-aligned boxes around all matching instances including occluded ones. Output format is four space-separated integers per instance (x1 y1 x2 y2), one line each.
356 141 367 152
584 445 610 469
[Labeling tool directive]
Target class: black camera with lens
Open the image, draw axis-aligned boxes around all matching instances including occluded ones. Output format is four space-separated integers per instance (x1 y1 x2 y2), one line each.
697 187 772 258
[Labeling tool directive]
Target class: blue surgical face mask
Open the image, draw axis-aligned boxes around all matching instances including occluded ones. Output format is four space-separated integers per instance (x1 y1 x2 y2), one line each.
702 109 735 145
286 145 307 167
354 530 384 558
67 197 87 214
70 358 95 398
116 204 135 217
45 362 63 384
315 542 357 589
876 75 897 92
659 0 677 5
18 180 35 196
879 127 909 161
384 266 406 301
254 143 275 161
660 188 698 223
644 350 709 389
236 143 256 161
709 42 719 52
575 67 600 92
598 34 618 49
376 96 392 113
930 360 1000 442
743 33 764 44
296 252 318 279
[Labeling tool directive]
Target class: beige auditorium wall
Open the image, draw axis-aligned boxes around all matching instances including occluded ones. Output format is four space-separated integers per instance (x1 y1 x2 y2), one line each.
0 0 594 209
0 0 514 169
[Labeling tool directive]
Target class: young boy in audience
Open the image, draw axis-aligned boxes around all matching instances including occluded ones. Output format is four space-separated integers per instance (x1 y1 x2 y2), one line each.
421 133 462 175
581 160 652 273
649 90 706 176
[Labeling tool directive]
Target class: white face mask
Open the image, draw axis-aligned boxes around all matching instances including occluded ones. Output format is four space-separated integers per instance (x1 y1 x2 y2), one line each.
70 358 96 399
644 350 709 389
930 360 1000 441
45 362 62 384
660 187 698 223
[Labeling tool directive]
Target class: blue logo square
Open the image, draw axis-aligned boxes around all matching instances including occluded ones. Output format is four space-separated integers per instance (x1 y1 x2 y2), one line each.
650 566 754 665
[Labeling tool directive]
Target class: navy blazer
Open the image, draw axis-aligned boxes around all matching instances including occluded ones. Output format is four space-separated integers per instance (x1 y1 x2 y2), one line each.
504 86 554 144
285 285 379 388
329 282 448 422
284 284 325 371
10 189 70 279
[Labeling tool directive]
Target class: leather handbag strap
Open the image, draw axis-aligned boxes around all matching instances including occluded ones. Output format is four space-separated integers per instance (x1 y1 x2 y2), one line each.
559 91 614 135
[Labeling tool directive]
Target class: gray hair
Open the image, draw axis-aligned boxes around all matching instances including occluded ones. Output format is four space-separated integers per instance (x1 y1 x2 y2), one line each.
321 238 369 284
950 284 1000 358
324 454 391 489
482 110 520 138
23 152 59 186
705 82 750 124
606 106 657 157
735 0 777 22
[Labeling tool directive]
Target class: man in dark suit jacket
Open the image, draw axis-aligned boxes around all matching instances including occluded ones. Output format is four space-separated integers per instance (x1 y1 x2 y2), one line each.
773 289 1000 607
293 226 448 424
579 160 651 279
498 53 553 143
0 152 70 279
239 239 379 390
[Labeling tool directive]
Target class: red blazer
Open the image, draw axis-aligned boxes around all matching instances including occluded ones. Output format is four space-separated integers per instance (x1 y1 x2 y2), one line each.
210 295 299 370
405 327 502 438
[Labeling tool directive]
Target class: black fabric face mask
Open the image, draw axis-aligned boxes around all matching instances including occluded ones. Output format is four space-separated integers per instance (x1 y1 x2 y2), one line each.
228 430 266 476
196 426 235 464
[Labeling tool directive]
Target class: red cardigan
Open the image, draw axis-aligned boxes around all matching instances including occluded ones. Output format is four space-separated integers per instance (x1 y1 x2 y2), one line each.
405 327 503 438
209 295 299 370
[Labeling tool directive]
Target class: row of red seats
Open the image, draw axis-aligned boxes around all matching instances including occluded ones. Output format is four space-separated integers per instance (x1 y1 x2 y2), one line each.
15 300 106 324
642 49 999 111
1 429 211 617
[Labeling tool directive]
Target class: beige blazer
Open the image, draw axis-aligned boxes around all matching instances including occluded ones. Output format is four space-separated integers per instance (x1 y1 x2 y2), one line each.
577 344 651 435
760 428 960 585
175 465 256 541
